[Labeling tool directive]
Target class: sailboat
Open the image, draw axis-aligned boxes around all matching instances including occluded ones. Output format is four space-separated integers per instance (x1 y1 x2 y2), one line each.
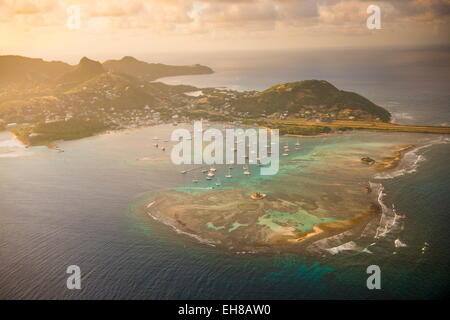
225 168 232 178
295 139 301 150
215 178 221 186
243 165 251 175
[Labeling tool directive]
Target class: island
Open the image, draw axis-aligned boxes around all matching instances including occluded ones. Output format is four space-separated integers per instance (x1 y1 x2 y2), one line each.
0 55 449 147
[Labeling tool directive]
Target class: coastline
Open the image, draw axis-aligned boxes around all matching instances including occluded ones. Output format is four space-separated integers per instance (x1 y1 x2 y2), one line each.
284 132 336 139
137 135 428 256
8 117 450 150
374 144 415 171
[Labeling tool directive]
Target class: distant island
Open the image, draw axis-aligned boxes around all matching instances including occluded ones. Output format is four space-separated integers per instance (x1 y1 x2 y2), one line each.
103 56 214 81
0 55 448 146
0 55 213 86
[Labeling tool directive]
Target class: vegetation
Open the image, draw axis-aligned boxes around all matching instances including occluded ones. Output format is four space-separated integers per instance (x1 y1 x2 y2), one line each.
2 55 448 146
12 118 108 145
231 80 392 122
272 125 332 135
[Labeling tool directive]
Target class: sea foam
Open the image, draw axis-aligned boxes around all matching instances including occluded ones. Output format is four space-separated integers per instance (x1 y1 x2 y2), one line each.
374 136 449 180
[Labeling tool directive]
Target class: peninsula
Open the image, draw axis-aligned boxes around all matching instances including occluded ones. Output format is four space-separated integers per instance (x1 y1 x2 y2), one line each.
0 55 449 146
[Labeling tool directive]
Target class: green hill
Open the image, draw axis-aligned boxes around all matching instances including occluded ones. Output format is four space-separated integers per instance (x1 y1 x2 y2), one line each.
231 80 391 122
0 55 72 86
58 57 106 84
0 55 213 87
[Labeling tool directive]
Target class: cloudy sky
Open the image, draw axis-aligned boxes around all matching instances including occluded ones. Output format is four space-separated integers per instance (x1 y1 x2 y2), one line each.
1 0 449 61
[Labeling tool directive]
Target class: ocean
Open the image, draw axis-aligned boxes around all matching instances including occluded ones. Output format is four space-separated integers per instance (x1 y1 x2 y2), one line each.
0 48 449 299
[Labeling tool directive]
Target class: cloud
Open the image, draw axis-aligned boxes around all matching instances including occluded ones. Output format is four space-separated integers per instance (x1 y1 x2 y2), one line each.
0 0 449 50
1 0 449 29
88 0 143 17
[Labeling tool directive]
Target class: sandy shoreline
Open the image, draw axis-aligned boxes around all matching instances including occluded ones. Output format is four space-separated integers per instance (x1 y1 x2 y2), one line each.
374 144 415 171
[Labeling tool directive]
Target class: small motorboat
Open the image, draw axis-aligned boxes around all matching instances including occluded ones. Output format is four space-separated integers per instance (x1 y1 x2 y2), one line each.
250 192 266 200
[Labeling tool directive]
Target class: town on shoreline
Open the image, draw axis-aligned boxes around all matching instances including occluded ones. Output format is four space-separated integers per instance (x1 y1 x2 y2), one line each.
1 55 449 147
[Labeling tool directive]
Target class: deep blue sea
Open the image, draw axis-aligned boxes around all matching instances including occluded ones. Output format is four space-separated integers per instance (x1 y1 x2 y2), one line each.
0 48 449 299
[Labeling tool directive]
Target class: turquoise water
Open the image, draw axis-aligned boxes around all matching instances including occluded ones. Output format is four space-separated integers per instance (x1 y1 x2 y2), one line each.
260 210 337 233
0 125 448 299
1 48 449 299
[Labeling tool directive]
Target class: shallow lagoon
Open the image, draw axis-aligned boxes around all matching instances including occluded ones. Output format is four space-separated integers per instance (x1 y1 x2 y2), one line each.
0 125 449 299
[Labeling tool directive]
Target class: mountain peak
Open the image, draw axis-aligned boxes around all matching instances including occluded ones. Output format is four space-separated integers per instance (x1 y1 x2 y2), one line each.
59 57 105 84
79 56 102 67
233 79 391 122
120 56 138 62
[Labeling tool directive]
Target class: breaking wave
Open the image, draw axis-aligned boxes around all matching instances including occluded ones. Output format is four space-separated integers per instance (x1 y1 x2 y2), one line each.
147 203 218 247
307 182 405 256
391 111 415 124
372 182 405 239
0 135 27 158
374 136 449 180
